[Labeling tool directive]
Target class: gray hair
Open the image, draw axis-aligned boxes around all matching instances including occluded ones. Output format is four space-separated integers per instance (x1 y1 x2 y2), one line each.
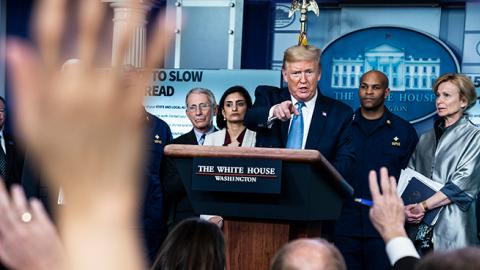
270 238 346 270
185 88 217 107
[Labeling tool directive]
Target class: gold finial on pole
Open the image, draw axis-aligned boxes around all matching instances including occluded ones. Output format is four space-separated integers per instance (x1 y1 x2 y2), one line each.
289 0 319 46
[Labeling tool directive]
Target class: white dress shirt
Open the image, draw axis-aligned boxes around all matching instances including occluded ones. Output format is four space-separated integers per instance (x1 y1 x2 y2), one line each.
194 126 215 145
385 236 420 266
268 92 318 149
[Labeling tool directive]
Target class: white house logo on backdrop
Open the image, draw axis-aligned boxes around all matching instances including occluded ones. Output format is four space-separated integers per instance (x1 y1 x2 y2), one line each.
331 44 440 91
321 26 460 123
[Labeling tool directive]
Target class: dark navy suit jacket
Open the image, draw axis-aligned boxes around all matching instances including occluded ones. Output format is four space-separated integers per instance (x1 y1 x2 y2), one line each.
244 85 355 178
172 129 198 144
161 128 217 230
393 256 419 270
3 132 23 188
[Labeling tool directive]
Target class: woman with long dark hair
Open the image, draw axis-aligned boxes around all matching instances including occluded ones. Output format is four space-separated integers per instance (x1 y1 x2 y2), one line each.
204 85 256 147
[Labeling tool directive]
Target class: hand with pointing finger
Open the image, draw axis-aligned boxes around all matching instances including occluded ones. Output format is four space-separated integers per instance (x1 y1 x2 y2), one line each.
272 100 299 122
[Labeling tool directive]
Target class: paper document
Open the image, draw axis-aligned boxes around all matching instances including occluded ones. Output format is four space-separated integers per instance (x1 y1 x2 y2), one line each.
398 168 443 196
398 168 444 225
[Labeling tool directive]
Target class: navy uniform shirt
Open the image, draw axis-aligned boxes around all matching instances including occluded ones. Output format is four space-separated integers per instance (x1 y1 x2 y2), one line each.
142 112 173 263
335 108 418 237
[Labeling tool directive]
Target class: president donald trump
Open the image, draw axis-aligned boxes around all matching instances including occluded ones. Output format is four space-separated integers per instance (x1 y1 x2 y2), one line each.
244 44 354 177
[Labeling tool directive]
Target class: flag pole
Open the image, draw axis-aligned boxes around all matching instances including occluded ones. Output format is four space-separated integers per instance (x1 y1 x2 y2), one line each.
288 0 320 46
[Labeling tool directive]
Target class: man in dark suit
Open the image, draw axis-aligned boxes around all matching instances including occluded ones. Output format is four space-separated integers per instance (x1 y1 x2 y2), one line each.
0 97 23 189
0 96 24 270
162 87 217 230
244 44 355 178
172 88 217 145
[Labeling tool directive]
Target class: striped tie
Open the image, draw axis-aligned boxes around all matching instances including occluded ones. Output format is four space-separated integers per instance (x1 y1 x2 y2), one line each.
198 133 206 145
0 135 6 179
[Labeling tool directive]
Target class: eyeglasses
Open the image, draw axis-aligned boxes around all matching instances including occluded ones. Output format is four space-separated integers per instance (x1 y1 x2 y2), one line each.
288 70 317 80
187 103 211 112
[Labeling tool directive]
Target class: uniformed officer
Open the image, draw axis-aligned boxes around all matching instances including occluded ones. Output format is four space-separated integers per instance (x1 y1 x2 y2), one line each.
334 70 419 270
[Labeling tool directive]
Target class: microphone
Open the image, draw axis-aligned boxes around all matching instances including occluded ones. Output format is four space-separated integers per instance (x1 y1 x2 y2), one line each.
266 116 278 126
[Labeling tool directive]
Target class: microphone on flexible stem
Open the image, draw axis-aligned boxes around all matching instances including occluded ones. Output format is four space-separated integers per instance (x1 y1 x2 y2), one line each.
266 116 278 126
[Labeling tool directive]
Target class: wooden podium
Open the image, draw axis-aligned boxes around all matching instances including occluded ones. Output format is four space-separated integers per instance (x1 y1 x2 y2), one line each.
164 145 353 270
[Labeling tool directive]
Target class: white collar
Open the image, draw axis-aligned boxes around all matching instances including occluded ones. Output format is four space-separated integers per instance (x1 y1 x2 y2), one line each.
193 126 215 137
290 91 318 109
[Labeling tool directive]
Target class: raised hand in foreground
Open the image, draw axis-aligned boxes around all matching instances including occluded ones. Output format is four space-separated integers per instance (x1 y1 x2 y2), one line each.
368 167 407 242
6 0 171 269
0 182 64 270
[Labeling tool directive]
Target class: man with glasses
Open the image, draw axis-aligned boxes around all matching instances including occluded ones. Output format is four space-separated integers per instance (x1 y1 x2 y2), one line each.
245 45 355 178
162 88 218 230
176 88 218 145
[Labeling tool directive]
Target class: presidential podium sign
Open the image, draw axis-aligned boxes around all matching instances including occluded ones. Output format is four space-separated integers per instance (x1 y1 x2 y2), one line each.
164 145 353 221
192 157 282 194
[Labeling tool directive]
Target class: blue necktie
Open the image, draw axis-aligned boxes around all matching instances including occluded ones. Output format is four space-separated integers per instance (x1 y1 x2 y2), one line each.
198 133 206 145
286 102 305 149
